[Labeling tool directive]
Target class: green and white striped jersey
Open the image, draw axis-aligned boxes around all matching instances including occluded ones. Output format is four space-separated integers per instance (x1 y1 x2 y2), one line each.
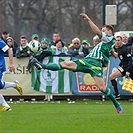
86 32 115 67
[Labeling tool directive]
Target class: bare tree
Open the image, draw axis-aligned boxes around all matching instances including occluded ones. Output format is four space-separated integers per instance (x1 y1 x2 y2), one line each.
0 0 133 44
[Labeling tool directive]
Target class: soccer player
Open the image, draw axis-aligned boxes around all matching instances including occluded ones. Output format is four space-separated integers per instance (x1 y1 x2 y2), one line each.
0 38 23 111
110 36 132 99
29 13 124 114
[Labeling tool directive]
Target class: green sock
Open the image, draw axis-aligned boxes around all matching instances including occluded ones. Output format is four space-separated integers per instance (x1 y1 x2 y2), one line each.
41 63 62 71
103 87 119 107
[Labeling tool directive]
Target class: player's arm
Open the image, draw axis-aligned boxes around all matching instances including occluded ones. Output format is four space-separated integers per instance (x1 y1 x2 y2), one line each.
111 49 118 58
7 48 15 72
125 49 132 76
80 13 101 37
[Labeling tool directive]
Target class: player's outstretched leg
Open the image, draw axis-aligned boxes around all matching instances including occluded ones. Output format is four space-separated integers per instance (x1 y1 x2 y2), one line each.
103 87 124 114
30 56 62 71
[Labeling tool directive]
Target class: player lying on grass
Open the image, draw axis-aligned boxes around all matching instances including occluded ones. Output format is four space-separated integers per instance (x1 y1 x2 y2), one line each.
29 13 124 114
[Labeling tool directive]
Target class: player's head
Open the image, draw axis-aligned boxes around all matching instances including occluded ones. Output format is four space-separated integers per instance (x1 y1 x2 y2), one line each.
6 37 14 47
32 34 39 41
55 39 64 48
122 34 128 43
102 25 114 35
41 38 49 48
72 37 81 48
115 36 123 48
20 35 28 46
1 31 10 41
53 32 60 42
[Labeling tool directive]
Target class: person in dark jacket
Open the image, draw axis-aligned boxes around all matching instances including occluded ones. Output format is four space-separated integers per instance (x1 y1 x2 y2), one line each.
125 36 133 80
49 32 66 47
68 37 89 57
16 35 30 58
35 38 53 62
1 31 18 49
4 37 17 55
110 36 132 99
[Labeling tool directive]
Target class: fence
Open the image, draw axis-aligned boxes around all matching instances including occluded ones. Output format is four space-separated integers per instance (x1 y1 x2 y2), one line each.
1 56 132 97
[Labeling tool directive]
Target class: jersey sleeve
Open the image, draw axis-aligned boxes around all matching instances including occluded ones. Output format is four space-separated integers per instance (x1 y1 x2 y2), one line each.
2 45 9 52
126 52 132 73
0 39 9 52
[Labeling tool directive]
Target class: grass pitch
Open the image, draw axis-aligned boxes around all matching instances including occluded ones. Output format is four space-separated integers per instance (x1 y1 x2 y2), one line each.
0 100 133 133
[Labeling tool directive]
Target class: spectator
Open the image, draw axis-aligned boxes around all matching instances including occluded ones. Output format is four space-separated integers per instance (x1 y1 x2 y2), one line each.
93 35 101 46
51 39 68 55
49 32 66 46
1 31 18 49
16 35 30 58
82 39 90 47
68 37 89 57
41 38 50 50
31 34 39 41
1 31 10 42
125 36 133 80
122 34 128 45
82 39 91 52
34 38 53 62
125 36 133 51
5 37 17 55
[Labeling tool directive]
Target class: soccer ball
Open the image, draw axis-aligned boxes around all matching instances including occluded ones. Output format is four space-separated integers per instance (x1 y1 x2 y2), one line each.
28 40 41 53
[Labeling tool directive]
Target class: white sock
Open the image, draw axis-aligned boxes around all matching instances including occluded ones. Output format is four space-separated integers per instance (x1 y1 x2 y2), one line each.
2 81 16 89
0 93 10 108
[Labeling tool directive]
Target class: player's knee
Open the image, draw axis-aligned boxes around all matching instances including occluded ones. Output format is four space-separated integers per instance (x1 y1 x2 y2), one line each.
110 74 115 80
61 62 68 68
110 75 113 80
0 81 4 89
98 84 106 92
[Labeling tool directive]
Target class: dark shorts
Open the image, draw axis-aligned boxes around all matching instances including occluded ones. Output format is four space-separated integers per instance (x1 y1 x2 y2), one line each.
118 66 132 78
73 57 103 77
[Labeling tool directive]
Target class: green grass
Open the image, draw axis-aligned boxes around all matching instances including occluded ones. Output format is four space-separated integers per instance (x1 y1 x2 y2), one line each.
0 100 133 133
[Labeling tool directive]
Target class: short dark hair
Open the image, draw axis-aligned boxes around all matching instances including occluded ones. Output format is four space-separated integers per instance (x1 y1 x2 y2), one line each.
128 36 133 44
103 25 114 34
116 36 122 40
20 35 27 40
55 39 64 46
2 31 9 34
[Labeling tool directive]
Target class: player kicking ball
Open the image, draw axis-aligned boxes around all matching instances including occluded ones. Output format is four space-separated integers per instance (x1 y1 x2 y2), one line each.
29 13 124 114
0 38 23 111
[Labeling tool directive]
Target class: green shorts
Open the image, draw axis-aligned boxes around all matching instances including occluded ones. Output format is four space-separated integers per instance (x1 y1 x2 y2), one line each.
73 57 103 77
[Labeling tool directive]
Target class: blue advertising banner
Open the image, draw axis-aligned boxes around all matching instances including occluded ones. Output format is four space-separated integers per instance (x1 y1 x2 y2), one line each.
72 57 109 95
72 56 132 96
